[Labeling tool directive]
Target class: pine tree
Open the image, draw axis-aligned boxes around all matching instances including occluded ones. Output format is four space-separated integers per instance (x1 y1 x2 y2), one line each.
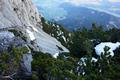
96 46 114 80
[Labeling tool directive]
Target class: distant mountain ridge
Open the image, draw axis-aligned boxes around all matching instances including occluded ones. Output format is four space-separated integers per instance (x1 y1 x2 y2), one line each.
33 1 120 30
55 3 120 30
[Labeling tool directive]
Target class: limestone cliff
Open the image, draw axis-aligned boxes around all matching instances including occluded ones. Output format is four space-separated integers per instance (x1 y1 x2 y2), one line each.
0 0 69 55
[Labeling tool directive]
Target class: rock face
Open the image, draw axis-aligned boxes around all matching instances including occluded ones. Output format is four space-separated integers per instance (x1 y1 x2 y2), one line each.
21 53 33 75
0 0 69 55
0 31 32 75
0 0 41 29
0 31 26 52
0 31 15 52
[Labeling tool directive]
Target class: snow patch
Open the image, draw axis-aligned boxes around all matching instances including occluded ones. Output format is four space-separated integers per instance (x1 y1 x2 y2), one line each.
53 53 59 58
109 21 118 28
79 57 98 66
95 42 120 56
62 36 67 42
26 29 36 41
92 57 98 62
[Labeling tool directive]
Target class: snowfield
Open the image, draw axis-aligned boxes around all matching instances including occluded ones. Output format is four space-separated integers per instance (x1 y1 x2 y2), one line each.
95 42 120 56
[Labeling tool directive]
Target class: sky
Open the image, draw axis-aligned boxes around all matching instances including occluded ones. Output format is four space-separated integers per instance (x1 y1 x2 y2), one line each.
33 0 120 6
32 0 120 18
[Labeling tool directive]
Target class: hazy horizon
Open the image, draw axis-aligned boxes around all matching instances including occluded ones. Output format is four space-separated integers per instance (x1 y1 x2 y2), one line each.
32 0 120 19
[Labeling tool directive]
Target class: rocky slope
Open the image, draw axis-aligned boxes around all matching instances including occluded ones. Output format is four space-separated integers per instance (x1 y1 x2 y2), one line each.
0 0 69 78
0 0 69 55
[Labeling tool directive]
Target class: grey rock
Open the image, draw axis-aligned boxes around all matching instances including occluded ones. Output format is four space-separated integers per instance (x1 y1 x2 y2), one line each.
0 0 41 29
0 31 26 52
0 0 70 78
21 53 33 76
0 31 32 76
0 31 14 52
0 0 69 56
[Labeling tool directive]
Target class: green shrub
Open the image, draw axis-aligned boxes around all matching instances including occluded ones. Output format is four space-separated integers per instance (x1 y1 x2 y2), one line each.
0 46 29 76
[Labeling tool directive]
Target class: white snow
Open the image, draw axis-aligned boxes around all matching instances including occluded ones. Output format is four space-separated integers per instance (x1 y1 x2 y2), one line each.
79 57 98 66
26 29 36 41
109 21 118 28
57 30 63 36
95 42 120 56
57 25 59 28
69 33 71 37
80 57 87 66
62 36 67 42
92 57 98 62
53 53 59 58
